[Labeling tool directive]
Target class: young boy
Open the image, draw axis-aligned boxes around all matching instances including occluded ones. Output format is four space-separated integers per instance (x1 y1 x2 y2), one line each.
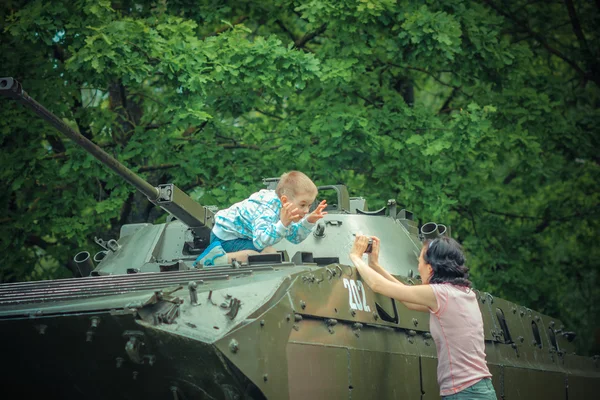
194 171 328 267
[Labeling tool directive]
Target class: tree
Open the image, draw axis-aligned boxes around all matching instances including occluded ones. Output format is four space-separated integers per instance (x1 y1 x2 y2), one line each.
1 0 598 354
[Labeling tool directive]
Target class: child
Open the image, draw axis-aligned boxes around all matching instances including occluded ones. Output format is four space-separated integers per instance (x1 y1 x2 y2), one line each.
194 171 328 267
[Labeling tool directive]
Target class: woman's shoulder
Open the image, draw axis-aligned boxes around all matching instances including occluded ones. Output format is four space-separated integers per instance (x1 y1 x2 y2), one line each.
431 283 474 296
429 282 453 290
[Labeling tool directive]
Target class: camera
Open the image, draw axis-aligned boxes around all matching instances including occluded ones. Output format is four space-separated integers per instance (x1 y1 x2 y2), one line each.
365 239 373 254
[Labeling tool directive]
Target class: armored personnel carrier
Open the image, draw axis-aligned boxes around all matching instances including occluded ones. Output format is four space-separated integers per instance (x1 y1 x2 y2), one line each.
0 77 597 399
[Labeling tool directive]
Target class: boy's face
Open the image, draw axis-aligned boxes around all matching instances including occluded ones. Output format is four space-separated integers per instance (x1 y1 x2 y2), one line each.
281 191 317 218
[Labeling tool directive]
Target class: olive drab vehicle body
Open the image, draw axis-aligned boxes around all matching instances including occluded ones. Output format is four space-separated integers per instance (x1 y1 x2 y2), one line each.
0 77 598 399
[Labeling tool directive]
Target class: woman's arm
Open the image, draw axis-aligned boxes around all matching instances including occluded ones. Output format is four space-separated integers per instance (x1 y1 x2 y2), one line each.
369 261 401 284
368 262 429 311
350 236 438 312
365 237 432 312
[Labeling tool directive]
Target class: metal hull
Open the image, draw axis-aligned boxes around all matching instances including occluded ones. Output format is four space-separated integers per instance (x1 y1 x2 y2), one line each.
2 264 598 399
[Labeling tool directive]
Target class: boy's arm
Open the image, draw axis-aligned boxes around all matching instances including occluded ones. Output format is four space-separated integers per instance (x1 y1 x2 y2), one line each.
284 200 328 244
251 210 288 250
285 218 315 244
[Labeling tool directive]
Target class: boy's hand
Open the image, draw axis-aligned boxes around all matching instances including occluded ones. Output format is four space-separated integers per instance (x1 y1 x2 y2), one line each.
280 203 302 227
307 200 328 223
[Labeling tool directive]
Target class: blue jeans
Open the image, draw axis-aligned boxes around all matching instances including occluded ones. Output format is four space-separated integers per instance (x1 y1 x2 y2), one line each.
443 378 497 400
210 232 259 252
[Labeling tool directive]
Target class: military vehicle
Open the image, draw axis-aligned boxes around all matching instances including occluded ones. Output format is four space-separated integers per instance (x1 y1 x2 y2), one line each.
0 77 597 400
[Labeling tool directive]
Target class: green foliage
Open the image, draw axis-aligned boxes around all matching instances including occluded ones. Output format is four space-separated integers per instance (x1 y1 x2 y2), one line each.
1 0 598 354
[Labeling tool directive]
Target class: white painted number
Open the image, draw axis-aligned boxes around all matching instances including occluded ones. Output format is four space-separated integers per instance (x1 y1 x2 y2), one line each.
349 279 363 311
357 280 370 312
343 278 357 309
343 278 371 312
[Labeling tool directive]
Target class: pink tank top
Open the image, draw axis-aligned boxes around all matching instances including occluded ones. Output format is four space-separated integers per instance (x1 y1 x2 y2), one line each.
429 283 492 396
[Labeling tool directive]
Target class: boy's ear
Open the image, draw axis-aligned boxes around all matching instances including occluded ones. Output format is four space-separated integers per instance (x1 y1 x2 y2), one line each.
280 195 289 204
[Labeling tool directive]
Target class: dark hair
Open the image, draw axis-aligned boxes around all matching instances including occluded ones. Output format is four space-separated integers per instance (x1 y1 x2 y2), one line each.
423 237 471 287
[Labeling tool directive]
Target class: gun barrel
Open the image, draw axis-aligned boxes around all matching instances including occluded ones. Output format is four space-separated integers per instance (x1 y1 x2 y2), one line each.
1 77 214 240
0 77 159 200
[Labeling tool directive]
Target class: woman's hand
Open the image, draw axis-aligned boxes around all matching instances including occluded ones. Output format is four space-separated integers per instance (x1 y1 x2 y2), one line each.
350 234 370 259
368 236 381 268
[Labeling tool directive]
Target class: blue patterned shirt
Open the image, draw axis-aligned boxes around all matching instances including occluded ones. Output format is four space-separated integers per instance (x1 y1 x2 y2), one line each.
212 189 315 250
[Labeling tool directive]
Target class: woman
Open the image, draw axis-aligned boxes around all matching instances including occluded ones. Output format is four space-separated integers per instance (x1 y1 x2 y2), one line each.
350 235 497 400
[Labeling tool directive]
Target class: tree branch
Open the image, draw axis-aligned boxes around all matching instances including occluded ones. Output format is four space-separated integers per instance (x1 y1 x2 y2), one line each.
172 137 282 151
43 143 116 159
295 23 327 49
129 91 167 107
564 0 591 56
502 171 518 185
115 192 134 227
25 235 50 250
483 205 600 222
353 91 382 108
73 95 94 140
45 133 67 154
438 88 457 114
276 20 297 43
509 21 572 45
181 121 210 137
481 0 595 86
254 108 285 120
534 218 550 234
52 44 68 63
563 0 600 85
138 164 179 172
387 62 470 98
142 197 158 222
404 65 457 89
143 123 166 131
202 15 248 39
